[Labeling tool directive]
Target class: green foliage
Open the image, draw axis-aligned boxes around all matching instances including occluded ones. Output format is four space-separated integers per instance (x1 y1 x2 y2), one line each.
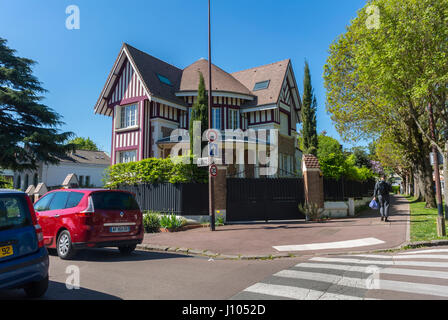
0 176 13 189
189 72 209 156
104 156 208 188
68 137 99 151
391 186 400 194
298 202 322 221
316 134 374 181
160 214 186 231
0 37 74 171
215 213 225 226
143 211 161 233
301 61 318 156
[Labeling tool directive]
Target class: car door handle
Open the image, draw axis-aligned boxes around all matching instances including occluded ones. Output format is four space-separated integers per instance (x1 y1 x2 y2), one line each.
54 214 60 218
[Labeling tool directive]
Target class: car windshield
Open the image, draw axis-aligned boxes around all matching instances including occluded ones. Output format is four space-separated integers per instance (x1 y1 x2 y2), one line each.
91 192 139 211
0 194 32 231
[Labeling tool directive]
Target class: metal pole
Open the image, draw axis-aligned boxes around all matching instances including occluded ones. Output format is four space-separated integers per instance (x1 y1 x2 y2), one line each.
208 0 215 231
428 103 445 236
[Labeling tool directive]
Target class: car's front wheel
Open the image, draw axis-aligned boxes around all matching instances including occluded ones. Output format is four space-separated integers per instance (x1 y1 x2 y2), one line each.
118 245 136 255
24 275 49 298
57 230 76 260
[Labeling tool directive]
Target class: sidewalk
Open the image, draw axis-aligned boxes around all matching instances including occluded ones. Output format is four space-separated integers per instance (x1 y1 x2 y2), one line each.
139 195 410 258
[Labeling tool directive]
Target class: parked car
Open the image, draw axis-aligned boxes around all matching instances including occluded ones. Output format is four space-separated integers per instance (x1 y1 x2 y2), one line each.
0 189 49 298
33 189 144 260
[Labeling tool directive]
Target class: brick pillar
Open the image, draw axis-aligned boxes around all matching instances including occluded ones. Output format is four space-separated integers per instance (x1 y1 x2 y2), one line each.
213 166 227 222
302 155 324 208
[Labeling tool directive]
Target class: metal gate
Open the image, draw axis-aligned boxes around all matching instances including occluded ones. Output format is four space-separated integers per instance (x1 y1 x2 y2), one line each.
226 178 306 222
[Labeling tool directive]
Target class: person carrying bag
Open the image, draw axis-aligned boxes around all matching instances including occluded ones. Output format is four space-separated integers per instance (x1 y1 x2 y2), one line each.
373 175 392 222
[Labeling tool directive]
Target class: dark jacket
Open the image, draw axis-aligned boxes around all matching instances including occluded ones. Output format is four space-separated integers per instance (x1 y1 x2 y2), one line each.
374 180 391 198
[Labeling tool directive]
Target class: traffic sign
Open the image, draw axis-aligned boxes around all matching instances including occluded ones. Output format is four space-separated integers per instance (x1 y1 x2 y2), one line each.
209 142 219 157
207 129 219 142
210 164 218 177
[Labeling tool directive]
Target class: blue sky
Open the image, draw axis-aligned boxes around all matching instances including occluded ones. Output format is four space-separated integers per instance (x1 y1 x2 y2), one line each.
0 0 368 153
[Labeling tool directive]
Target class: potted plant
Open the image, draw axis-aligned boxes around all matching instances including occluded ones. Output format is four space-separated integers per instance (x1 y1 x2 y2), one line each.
298 202 326 222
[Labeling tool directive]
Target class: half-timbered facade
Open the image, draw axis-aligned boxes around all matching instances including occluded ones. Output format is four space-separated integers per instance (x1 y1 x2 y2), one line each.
94 43 302 177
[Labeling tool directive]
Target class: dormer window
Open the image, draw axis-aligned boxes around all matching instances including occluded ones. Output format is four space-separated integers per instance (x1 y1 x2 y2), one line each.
157 73 172 86
253 80 270 91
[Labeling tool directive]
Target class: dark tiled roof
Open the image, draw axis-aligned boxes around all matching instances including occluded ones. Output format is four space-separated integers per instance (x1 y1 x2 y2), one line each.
124 44 186 106
57 150 110 166
303 154 320 169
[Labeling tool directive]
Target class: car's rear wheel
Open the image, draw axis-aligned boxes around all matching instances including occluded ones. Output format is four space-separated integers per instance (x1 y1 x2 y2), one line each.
57 230 76 260
118 245 136 255
24 275 49 298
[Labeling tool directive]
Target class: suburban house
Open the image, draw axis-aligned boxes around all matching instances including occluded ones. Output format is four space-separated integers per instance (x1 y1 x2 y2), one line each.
13 150 110 191
94 43 302 177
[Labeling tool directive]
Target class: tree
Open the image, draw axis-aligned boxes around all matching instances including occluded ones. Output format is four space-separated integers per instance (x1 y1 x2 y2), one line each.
323 0 448 207
68 137 99 151
189 72 209 157
0 38 73 171
351 146 371 169
301 61 318 156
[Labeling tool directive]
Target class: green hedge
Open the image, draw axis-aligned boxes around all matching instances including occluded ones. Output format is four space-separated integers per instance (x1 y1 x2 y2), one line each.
104 156 208 188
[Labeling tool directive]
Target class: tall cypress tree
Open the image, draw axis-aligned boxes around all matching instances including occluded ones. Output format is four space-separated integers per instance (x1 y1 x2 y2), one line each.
301 61 318 156
189 72 209 157
0 38 73 171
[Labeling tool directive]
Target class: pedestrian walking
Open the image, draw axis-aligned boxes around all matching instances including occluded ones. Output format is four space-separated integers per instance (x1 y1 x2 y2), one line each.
373 175 392 222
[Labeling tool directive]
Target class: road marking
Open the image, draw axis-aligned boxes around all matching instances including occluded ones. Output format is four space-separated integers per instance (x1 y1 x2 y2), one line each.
399 249 448 255
274 269 448 298
310 257 448 268
297 263 448 280
243 283 365 300
273 238 385 252
350 254 448 260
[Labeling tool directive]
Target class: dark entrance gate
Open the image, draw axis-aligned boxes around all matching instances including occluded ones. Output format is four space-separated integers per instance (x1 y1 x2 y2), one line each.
226 178 306 222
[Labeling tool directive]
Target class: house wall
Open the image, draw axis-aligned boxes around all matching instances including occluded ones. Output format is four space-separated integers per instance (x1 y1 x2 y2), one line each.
41 163 107 188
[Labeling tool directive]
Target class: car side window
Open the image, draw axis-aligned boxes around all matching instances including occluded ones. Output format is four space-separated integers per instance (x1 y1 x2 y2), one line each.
48 192 70 211
65 192 84 209
34 193 55 212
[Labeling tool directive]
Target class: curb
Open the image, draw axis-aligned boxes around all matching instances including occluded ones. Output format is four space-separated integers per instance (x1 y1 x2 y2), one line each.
137 240 448 261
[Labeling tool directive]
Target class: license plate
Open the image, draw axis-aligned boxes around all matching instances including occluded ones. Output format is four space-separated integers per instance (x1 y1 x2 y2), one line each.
0 245 13 258
110 226 131 233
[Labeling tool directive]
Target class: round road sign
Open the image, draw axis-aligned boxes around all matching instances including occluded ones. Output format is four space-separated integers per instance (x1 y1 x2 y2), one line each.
207 129 219 142
209 164 218 177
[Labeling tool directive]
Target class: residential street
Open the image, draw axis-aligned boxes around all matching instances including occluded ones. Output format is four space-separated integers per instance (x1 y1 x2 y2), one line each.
233 246 448 300
0 249 301 300
3 246 448 300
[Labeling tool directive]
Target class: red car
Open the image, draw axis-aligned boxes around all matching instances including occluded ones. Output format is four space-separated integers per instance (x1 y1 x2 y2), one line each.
33 189 144 259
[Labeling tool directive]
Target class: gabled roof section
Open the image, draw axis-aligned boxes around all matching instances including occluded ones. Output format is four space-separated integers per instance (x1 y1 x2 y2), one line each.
231 59 291 107
125 44 185 106
94 43 186 116
179 58 253 97
57 150 111 166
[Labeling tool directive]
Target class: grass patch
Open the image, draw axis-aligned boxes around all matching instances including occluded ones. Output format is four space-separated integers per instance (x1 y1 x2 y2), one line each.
407 196 448 242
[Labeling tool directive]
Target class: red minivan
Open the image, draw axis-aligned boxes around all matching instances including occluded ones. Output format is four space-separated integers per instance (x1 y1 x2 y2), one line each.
33 189 144 259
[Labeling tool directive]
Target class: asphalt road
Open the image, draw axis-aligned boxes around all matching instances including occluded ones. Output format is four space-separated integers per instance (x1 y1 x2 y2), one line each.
0 248 301 300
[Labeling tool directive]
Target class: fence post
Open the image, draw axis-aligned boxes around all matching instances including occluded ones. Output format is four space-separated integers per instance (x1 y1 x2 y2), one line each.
302 155 324 209
213 166 227 223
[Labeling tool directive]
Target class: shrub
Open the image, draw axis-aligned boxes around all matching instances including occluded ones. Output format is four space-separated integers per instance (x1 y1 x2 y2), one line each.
391 186 400 194
215 213 225 226
298 202 322 221
103 156 208 188
160 214 186 231
143 211 161 233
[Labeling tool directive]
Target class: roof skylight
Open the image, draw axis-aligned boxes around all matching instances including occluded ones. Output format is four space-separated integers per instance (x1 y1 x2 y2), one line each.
157 73 172 86
253 80 270 91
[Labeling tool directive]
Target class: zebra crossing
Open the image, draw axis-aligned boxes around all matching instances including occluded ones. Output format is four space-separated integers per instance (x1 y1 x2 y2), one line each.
231 248 448 300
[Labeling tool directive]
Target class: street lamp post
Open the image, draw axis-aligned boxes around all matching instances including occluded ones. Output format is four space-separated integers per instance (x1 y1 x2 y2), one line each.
208 0 215 231
428 103 445 236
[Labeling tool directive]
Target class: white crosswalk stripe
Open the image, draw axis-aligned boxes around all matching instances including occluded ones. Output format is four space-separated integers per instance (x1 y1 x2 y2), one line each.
231 249 448 300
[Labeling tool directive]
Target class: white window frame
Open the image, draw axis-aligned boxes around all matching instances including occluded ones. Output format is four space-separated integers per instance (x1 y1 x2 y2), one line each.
119 104 138 129
118 150 137 163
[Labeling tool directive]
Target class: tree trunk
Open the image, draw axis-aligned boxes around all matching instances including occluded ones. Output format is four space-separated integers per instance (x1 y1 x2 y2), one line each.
443 142 448 218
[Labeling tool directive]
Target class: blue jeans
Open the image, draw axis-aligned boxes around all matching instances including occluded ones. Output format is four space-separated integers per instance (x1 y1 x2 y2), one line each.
378 195 390 218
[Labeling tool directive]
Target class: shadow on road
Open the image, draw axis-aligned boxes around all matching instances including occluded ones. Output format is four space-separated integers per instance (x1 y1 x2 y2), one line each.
0 280 122 300
50 247 191 263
